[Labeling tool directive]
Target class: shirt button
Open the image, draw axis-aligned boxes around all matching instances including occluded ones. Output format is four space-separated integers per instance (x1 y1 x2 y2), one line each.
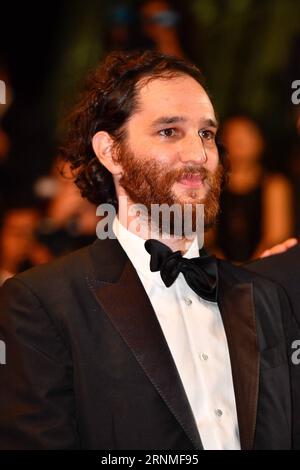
184 298 192 306
214 409 223 418
200 353 208 361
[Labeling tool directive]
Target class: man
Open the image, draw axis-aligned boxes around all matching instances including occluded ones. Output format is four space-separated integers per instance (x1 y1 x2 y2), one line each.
0 50 299 450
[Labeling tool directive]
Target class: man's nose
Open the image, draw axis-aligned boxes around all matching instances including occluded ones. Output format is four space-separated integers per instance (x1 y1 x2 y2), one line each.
179 134 208 164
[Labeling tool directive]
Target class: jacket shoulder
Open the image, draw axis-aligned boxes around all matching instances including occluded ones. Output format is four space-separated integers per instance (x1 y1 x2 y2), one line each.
3 237 126 301
245 244 300 285
15 244 93 288
217 258 279 288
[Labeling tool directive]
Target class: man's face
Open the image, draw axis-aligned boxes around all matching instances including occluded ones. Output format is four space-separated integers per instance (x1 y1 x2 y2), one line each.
116 74 223 231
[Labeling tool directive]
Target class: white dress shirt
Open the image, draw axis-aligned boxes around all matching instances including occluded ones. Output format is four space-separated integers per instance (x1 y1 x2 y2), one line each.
113 216 240 450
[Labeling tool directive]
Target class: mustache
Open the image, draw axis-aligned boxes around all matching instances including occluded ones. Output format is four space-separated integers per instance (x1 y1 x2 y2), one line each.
163 166 209 185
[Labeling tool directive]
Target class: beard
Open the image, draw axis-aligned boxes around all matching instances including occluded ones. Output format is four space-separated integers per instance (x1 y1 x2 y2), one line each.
116 141 225 237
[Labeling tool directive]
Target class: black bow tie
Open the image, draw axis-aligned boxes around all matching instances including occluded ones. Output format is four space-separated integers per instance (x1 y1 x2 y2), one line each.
144 239 218 303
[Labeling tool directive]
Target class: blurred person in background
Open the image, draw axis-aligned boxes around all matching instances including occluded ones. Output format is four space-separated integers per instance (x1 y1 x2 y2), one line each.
0 207 51 285
215 115 293 262
104 4 137 52
139 0 184 57
287 106 300 237
34 158 98 256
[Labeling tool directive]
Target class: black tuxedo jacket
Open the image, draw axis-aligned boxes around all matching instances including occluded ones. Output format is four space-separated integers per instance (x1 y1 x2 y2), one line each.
247 244 300 326
0 237 299 450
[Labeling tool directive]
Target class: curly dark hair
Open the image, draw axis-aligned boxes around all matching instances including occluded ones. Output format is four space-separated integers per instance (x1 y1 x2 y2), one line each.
60 49 226 208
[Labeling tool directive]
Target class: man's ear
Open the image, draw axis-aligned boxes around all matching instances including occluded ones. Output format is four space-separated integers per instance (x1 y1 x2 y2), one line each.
92 131 122 176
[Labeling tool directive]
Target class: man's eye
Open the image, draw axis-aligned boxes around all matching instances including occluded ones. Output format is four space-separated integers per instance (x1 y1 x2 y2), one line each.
159 128 176 137
199 130 215 140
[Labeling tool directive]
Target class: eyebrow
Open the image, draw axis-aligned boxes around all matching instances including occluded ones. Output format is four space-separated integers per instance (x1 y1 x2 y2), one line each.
151 115 219 128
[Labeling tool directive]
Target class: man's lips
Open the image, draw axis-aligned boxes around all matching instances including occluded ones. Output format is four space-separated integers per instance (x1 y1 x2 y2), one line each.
177 174 204 188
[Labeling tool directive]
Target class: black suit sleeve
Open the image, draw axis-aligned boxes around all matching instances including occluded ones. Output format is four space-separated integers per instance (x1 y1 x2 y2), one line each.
277 285 300 449
246 246 300 326
0 277 80 449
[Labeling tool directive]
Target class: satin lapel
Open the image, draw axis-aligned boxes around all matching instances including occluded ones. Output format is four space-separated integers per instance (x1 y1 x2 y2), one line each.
89 244 203 450
218 274 260 450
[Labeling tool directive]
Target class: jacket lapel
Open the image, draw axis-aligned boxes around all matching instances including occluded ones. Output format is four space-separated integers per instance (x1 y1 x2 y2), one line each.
88 238 203 450
217 265 260 450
